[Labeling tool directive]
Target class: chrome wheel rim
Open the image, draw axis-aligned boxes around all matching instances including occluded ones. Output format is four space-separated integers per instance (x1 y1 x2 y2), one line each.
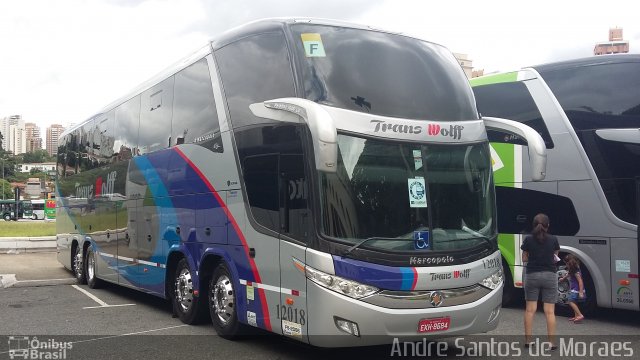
174 268 193 313
87 252 95 281
73 248 83 279
211 275 234 325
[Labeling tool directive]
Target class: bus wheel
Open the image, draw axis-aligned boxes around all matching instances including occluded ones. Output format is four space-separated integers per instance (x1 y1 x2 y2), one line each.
171 258 206 324
3 214 10 221
85 248 101 289
209 263 242 338
32 214 38 220
73 245 87 284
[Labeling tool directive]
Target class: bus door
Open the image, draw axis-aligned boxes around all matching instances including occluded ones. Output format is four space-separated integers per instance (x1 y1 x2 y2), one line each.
278 154 310 341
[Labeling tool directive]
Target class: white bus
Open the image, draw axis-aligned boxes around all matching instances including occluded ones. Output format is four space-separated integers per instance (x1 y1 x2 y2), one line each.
31 199 45 220
57 18 546 346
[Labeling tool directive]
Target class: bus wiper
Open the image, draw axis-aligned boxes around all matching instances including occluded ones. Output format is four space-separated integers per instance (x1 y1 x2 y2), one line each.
350 95 371 111
342 237 400 258
436 236 492 245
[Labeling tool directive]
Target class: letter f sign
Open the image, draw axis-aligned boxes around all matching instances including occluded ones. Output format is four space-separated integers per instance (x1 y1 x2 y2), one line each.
301 33 326 57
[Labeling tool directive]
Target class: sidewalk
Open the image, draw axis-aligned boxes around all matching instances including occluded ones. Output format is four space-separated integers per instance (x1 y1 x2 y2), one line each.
0 251 76 288
0 236 56 253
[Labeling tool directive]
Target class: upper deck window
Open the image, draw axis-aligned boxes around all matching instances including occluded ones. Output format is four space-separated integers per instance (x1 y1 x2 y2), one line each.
215 31 296 129
291 24 478 121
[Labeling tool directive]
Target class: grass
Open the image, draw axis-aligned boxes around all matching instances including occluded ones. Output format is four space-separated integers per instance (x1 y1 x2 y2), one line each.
0 221 56 237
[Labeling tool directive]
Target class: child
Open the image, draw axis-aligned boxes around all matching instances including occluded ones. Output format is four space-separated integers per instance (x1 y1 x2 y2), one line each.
563 254 586 322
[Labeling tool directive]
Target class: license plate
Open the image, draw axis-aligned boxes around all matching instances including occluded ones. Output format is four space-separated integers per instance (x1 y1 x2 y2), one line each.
417 317 451 333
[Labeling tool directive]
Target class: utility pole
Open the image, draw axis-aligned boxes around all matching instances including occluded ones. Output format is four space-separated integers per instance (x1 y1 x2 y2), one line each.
1 160 4 200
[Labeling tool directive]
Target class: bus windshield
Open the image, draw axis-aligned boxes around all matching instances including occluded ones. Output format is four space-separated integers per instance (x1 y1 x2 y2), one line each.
319 134 496 252
291 24 477 121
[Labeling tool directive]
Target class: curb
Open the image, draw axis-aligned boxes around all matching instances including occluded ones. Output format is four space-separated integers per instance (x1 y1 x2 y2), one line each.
0 236 56 253
13 278 77 287
0 275 76 289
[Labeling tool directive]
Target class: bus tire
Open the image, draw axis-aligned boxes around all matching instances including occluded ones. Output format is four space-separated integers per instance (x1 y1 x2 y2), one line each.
32 214 38 220
3 214 11 221
171 258 207 324
72 245 87 284
209 263 243 338
85 248 102 289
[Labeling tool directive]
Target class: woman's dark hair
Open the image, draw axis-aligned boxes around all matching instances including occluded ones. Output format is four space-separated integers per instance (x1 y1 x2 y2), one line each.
564 254 580 275
532 213 550 242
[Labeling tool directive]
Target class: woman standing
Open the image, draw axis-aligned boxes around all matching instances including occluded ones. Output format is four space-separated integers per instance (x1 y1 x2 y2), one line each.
521 213 560 350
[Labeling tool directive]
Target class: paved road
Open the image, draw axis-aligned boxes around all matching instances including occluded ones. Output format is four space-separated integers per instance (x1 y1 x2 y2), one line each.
0 253 638 359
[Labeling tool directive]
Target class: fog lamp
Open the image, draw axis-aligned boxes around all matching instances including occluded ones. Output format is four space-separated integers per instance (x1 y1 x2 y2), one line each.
487 305 501 323
334 317 360 337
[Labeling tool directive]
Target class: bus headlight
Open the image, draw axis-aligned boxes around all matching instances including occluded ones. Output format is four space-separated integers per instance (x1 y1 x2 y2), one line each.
305 265 379 299
480 268 503 290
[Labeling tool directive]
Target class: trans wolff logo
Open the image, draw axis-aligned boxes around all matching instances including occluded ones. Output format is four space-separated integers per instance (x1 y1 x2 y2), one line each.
369 120 464 140
431 268 471 281
427 124 464 140
453 269 470 279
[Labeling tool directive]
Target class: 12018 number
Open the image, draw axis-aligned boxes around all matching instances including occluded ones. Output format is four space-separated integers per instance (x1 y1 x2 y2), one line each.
275 304 306 325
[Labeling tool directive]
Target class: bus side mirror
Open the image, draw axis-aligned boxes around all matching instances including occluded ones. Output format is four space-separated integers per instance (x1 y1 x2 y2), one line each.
482 116 547 181
250 98 338 173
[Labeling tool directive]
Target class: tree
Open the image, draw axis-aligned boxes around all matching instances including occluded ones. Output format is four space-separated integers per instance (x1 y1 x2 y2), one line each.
1 156 17 179
23 149 52 163
1 149 17 179
0 179 12 200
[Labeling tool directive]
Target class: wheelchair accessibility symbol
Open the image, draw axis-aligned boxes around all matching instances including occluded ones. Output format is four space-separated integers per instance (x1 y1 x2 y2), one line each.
413 231 430 250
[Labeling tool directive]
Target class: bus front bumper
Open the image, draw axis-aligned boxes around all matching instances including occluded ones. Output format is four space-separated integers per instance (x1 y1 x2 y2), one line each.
306 281 503 347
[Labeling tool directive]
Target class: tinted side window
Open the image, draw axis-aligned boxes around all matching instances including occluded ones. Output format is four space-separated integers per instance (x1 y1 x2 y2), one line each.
173 58 222 152
243 153 279 231
541 62 640 131
238 125 310 241
139 77 174 155
215 32 296 129
95 110 116 166
496 186 580 235
115 95 141 160
542 62 640 224
66 131 79 176
473 82 554 148
79 120 95 171
57 135 69 178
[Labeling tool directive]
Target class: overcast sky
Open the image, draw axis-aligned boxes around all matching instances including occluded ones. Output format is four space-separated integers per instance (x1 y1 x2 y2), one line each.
1 0 638 141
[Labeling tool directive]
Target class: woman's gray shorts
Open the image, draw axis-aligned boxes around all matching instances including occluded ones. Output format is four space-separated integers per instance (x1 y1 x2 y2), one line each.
524 271 558 303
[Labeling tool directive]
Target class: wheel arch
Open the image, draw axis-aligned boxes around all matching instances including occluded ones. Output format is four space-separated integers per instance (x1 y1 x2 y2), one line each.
198 249 239 306
165 249 188 300
70 237 81 265
558 246 605 308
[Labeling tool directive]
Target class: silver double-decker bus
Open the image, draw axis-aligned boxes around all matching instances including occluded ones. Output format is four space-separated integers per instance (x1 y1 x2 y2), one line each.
56 18 546 346
472 54 639 312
